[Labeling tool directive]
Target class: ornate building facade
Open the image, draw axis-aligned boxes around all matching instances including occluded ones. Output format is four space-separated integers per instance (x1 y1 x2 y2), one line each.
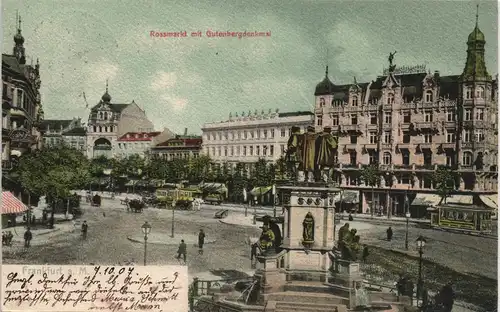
40 118 83 147
2 14 43 172
201 110 314 167
86 82 155 158
150 131 202 161
314 17 497 216
116 131 161 159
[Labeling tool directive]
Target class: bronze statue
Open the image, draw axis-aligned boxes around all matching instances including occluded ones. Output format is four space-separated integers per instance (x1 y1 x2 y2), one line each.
298 126 317 182
388 51 397 72
315 127 338 182
285 126 302 179
302 212 315 243
259 224 275 255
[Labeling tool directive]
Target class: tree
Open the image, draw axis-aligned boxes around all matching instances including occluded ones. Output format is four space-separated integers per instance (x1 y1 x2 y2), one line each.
432 166 458 204
229 162 248 203
16 145 90 228
360 164 380 218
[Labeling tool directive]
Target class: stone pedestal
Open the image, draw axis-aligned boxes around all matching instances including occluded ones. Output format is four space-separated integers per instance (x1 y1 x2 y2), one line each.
329 259 363 309
255 253 286 303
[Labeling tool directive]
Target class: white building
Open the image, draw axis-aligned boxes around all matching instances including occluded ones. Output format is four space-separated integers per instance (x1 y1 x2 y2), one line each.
61 126 86 152
116 131 161 159
201 109 314 166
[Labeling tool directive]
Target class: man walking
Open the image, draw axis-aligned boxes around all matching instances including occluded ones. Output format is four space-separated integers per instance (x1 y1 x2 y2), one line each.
176 239 187 264
198 229 205 255
386 226 393 241
24 227 33 247
81 221 88 240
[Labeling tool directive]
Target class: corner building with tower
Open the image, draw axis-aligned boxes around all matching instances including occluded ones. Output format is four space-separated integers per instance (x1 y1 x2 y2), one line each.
313 17 498 217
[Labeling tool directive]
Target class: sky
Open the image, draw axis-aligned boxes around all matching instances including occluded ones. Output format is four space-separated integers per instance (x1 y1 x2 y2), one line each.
2 0 498 134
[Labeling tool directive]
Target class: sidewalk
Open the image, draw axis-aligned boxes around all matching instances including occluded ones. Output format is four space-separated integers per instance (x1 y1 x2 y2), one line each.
4 220 76 246
218 213 261 228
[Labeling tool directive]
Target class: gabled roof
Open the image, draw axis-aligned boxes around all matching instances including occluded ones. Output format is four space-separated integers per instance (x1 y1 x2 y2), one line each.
62 127 86 136
2 54 25 76
90 102 129 113
153 136 202 148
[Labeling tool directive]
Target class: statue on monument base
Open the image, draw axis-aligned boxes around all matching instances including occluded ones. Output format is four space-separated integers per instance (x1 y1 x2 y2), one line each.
286 126 338 183
258 224 276 256
315 126 338 183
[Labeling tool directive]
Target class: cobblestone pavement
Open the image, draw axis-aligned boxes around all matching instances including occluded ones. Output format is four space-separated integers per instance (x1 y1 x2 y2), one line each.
2 198 261 282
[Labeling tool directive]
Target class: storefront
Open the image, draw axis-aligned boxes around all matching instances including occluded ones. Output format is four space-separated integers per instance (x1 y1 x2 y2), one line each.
1 191 28 228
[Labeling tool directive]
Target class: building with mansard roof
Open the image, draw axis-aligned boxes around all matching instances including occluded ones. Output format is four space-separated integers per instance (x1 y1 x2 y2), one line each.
313 14 497 217
86 81 155 158
201 109 314 168
2 14 43 172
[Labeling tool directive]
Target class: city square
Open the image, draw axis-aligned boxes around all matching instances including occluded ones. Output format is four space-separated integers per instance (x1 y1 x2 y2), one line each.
1 1 498 311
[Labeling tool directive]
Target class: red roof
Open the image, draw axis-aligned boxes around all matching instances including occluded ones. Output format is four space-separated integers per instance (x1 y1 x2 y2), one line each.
155 137 202 147
2 192 28 214
117 132 161 142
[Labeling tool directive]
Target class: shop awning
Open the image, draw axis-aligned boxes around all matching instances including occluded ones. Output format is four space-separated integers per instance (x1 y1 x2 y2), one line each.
200 183 228 194
250 186 272 196
337 190 359 204
411 193 443 206
479 194 498 209
446 195 473 205
2 192 29 214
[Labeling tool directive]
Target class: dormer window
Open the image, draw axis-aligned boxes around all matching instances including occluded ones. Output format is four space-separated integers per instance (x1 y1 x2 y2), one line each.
104 112 108 120
352 95 358 106
425 90 433 103
144 133 148 138
99 112 103 119
319 98 325 107
387 93 394 105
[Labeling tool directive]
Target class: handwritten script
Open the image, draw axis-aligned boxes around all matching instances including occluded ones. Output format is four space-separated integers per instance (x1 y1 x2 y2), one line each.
2 265 188 312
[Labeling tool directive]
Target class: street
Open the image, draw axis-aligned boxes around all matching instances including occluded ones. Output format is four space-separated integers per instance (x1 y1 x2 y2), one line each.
2 199 261 282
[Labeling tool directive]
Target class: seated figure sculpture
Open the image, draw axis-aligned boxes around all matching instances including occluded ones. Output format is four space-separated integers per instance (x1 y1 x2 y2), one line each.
258 224 276 256
314 126 338 182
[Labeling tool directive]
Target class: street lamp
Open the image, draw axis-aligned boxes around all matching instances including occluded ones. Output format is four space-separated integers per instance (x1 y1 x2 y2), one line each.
141 221 152 266
416 235 427 306
404 189 410 250
103 168 112 196
171 198 177 238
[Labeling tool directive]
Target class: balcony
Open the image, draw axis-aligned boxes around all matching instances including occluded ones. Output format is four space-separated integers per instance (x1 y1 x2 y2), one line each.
418 142 433 150
400 123 411 130
381 143 392 150
461 142 473 149
441 143 456 150
414 164 435 171
415 122 434 129
393 164 412 170
362 144 377 151
395 143 412 150
442 121 456 129
341 124 361 132
343 143 358 150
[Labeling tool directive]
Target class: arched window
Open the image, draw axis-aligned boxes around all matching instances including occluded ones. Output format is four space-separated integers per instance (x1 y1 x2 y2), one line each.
387 93 394 105
476 86 485 99
425 90 433 103
383 152 392 165
110 126 114 132
99 126 102 132
99 112 103 119
462 151 473 166
352 95 358 106
104 112 108 120
93 126 96 132
465 86 473 99
319 98 325 107
104 126 108 132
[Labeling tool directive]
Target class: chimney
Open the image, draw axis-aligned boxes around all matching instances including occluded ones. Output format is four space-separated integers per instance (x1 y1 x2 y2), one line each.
184 128 188 136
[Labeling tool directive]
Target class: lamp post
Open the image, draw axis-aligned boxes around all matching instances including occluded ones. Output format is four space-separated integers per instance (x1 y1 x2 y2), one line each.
103 168 112 196
171 195 177 238
141 221 152 266
272 184 277 218
404 189 410 250
253 195 257 225
416 235 427 307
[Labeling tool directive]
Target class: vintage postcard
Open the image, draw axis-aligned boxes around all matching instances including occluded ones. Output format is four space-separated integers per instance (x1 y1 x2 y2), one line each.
1 1 497 312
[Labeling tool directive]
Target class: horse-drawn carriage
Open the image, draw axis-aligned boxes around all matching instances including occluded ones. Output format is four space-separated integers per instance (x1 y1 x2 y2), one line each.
128 199 145 213
91 194 101 207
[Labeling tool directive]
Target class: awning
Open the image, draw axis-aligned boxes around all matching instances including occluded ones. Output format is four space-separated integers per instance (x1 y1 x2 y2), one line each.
10 150 22 157
479 194 498 209
200 183 228 194
125 180 138 186
411 193 443 206
250 186 272 196
446 195 473 205
337 190 359 204
2 192 28 214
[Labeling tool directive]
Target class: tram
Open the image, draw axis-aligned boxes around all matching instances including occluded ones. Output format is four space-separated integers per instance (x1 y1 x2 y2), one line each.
428 203 494 235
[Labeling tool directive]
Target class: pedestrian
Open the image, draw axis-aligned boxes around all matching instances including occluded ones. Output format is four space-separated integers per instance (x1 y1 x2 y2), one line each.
348 213 353 221
81 221 88 240
386 226 393 241
396 274 406 296
250 242 258 262
24 227 33 247
198 229 205 255
176 239 187 264
437 282 455 312
362 245 369 262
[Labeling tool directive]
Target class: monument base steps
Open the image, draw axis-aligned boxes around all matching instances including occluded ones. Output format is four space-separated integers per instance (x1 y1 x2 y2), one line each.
283 281 339 295
268 301 349 312
264 291 348 306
